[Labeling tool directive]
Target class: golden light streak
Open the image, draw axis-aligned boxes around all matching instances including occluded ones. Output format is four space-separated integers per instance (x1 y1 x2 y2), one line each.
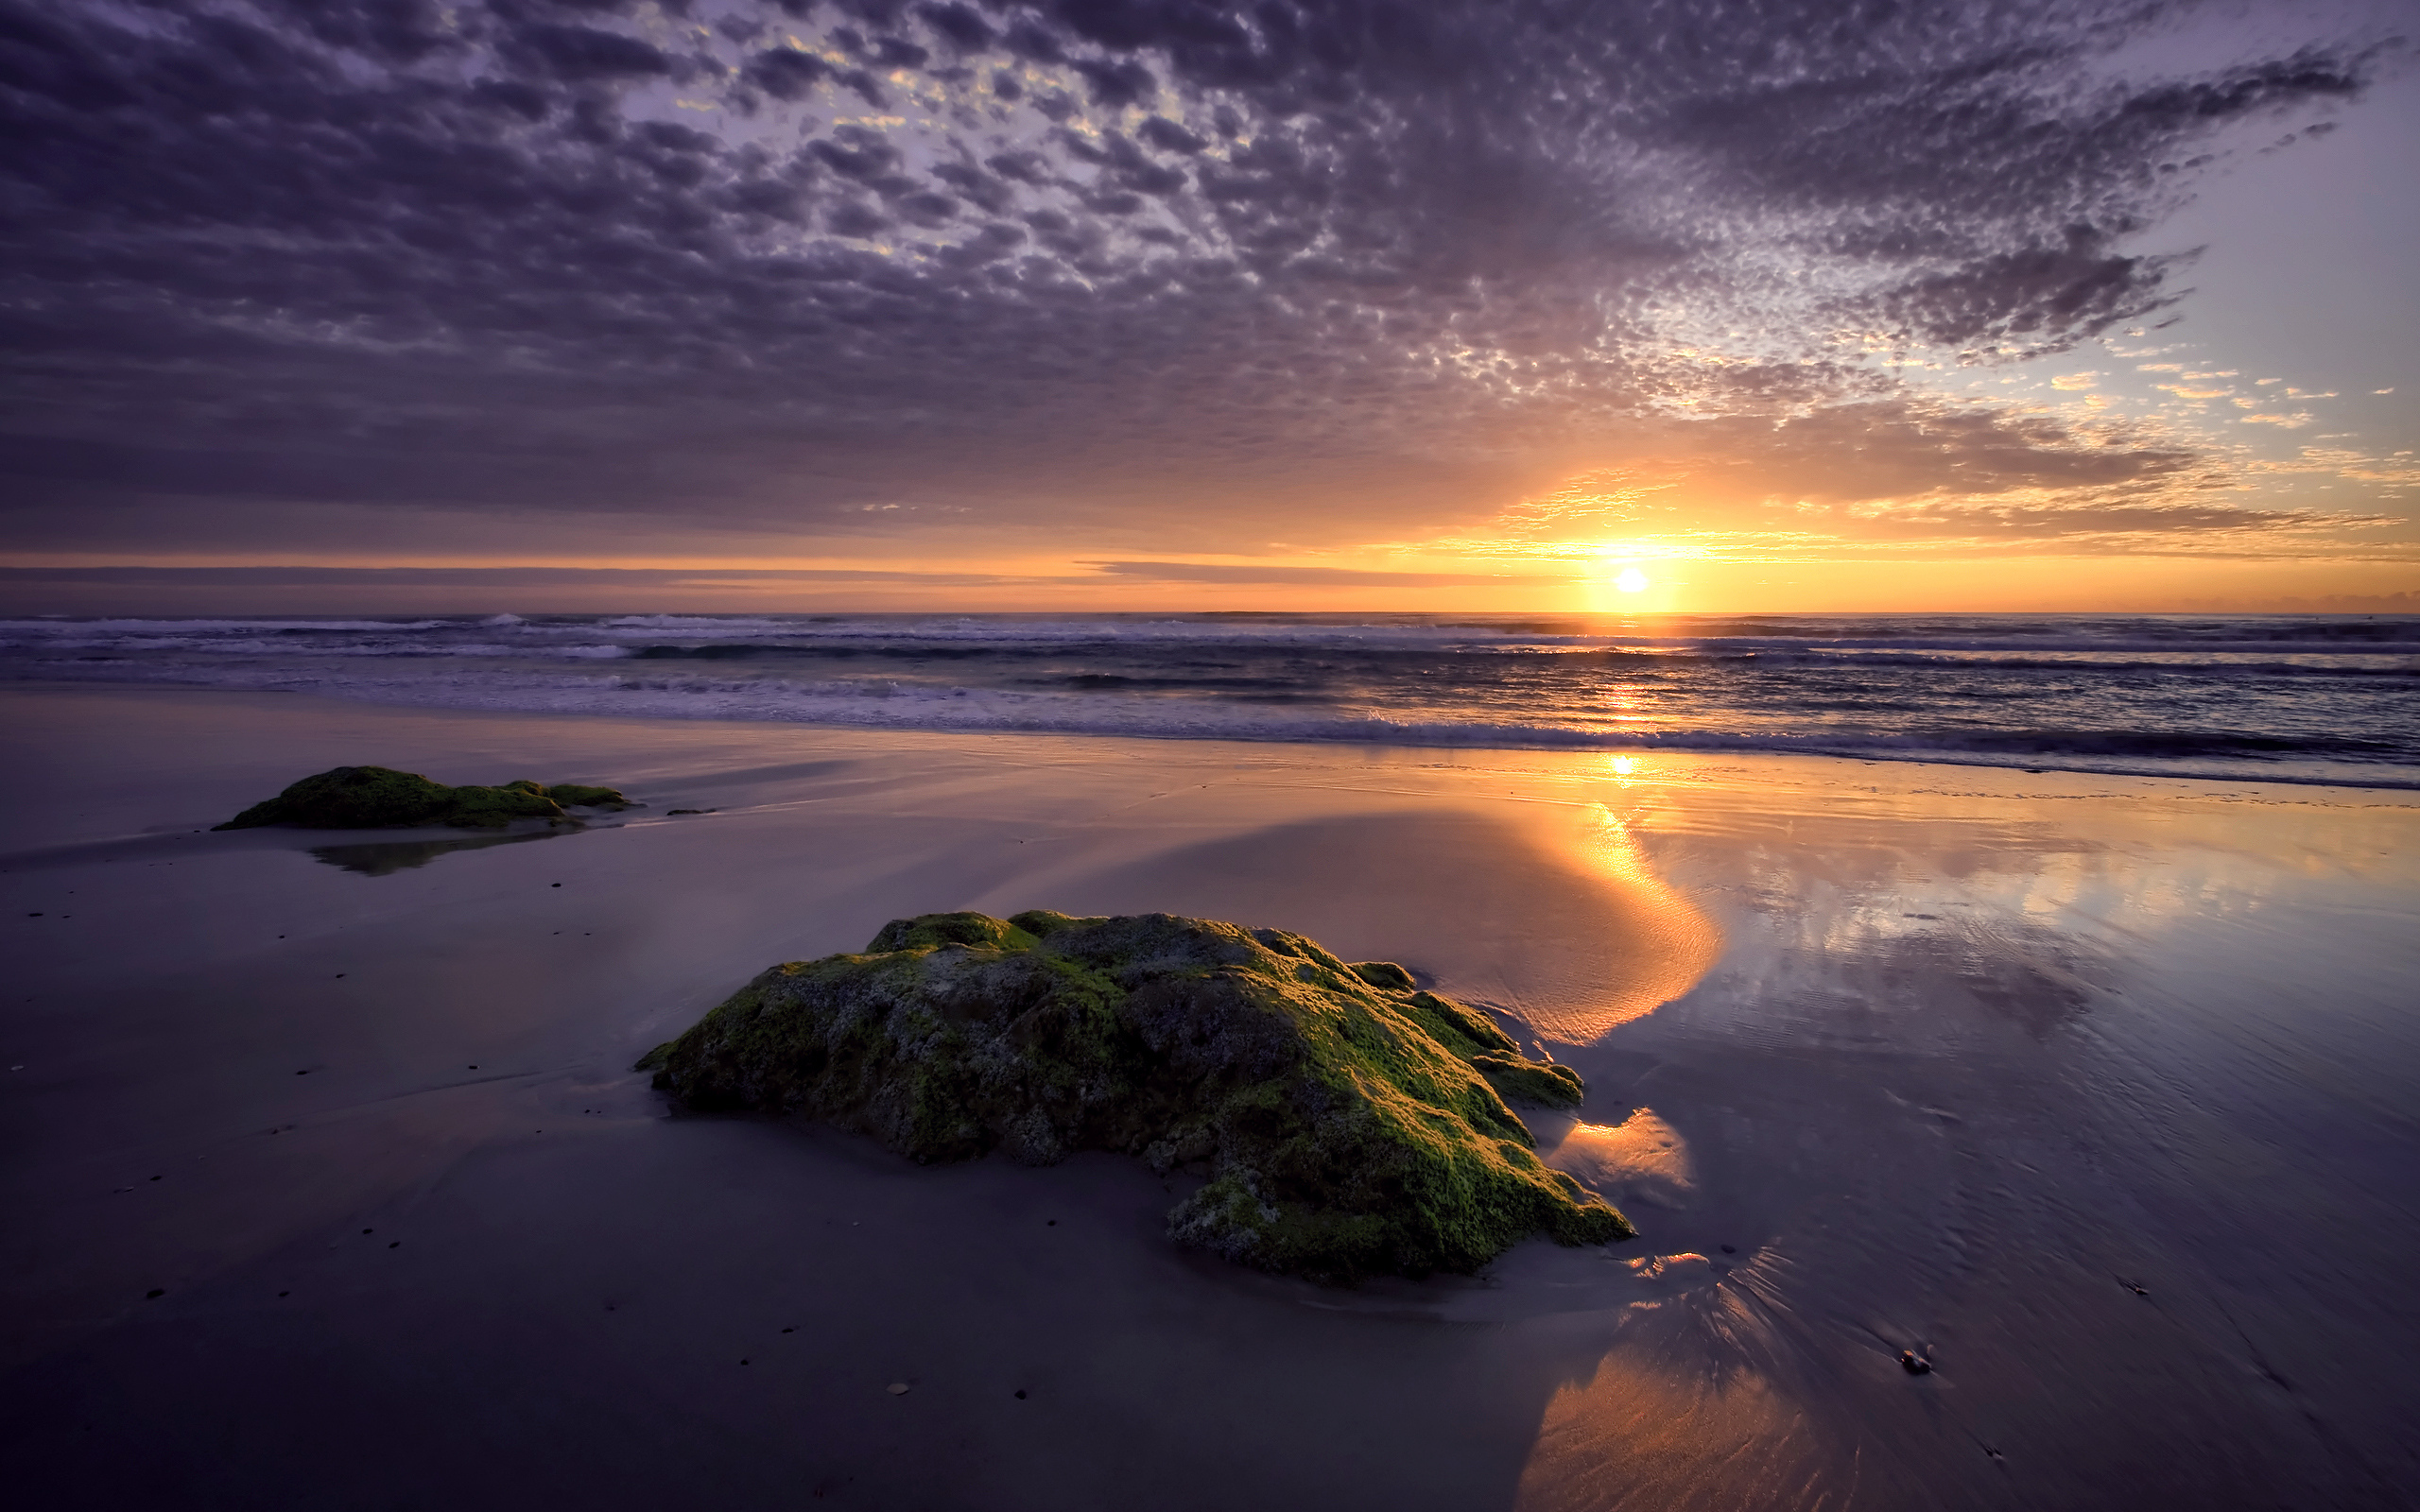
1515 803 1722 1043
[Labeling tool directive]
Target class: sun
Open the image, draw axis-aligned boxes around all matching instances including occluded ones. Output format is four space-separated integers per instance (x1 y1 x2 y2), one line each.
1614 567 1650 593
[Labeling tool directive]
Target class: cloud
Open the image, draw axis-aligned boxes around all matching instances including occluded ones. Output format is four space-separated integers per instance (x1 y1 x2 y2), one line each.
1084 562 1575 587
0 565 1036 587
0 560 1581 590
0 0 2397 562
1381 394 2414 559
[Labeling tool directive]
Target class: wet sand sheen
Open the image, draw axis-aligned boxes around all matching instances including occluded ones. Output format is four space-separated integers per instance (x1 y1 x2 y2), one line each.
2 685 2416 1509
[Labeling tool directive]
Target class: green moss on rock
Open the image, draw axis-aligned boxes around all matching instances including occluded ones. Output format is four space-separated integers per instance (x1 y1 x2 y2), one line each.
640 911 1631 1282
214 765 631 831
1348 960 1418 992
866 911 1039 953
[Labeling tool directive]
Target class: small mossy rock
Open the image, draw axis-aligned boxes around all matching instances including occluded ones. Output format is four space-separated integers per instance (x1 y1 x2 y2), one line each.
643 911 1632 1282
213 765 619 830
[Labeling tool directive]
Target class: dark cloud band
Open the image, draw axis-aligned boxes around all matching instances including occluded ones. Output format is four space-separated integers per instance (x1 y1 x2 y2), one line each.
0 0 2393 548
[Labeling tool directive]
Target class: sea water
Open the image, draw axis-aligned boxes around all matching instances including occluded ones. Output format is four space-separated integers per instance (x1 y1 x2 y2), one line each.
3 610 2413 787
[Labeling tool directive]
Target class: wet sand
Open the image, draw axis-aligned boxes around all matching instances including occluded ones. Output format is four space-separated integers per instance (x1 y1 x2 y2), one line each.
3 684 2415 1509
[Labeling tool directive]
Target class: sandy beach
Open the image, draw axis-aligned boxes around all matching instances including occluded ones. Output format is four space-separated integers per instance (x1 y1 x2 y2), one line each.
4 683 2416 1509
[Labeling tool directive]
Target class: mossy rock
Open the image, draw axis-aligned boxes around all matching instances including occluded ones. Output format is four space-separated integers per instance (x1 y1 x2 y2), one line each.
214 765 630 831
640 910 1630 1282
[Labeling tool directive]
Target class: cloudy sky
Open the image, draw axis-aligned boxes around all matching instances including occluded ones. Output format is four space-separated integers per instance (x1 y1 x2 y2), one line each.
2 0 2413 612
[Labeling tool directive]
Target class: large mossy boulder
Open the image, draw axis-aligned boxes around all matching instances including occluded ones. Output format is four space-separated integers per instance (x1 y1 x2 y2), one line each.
639 910 1628 1282
215 765 630 831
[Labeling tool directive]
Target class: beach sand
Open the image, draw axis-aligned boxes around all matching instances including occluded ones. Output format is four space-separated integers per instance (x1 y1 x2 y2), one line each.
3 684 2416 1509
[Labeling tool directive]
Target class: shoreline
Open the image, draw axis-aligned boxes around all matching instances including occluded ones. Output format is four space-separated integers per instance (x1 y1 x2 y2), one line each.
5 683 2416 1508
9 672 2420 799
9 593 2420 797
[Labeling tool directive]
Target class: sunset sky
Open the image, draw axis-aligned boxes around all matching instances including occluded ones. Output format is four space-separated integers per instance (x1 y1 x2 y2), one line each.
2 0 2414 614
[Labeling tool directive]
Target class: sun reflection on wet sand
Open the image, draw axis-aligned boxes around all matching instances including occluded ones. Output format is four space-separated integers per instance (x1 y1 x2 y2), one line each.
1510 801 1723 1042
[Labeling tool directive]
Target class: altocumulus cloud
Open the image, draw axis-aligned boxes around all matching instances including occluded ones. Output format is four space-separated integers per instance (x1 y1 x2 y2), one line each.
0 0 2394 557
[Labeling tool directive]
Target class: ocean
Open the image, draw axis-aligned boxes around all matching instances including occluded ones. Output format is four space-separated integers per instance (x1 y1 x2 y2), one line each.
4 610 2414 788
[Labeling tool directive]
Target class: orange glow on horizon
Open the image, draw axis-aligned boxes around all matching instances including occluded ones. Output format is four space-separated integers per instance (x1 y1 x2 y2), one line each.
3 542 2410 617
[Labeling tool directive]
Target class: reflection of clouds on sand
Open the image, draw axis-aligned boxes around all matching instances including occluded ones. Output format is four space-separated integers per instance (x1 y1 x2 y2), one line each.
1662 804 2124 1047
1520 1361 1819 1512
1532 1108 1699 1211
1615 1250 1714 1289
1512 769 2420 1510
1514 1249 1853 1512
